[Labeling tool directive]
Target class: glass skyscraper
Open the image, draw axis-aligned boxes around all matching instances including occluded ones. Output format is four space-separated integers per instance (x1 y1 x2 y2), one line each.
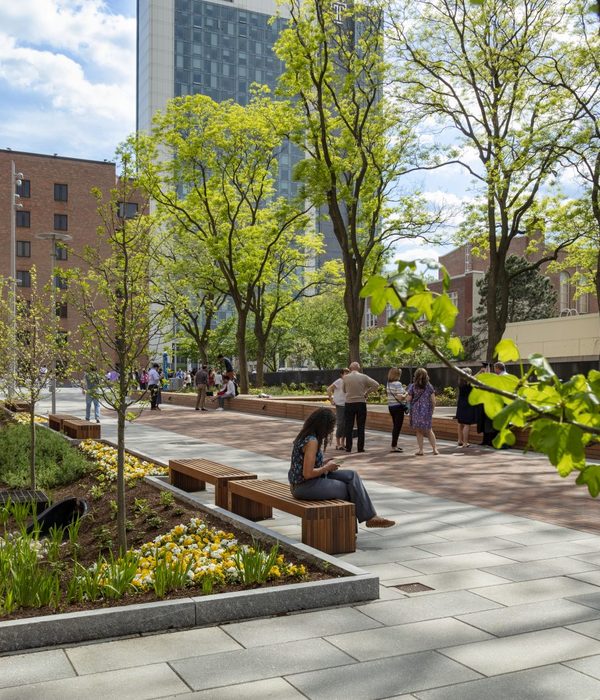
137 0 341 262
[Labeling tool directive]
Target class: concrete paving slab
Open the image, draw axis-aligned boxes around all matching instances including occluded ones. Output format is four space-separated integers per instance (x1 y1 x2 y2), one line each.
430 510 531 526
567 618 600 640
471 576 600 606
401 552 514 575
361 562 426 581
573 552 600 566
568 592 600 611
158 677 306 699
415 663 600 700
415 537 525 557
383 569 510 593
440 627 600 676
170 638 355 691
480 556 600 582
457 598 600 636
491 540 600 562
497 527 597 546
65 627 242 675
565 654 600 681
568 570 600 587
339 545 437 567
222 607 382 648
356 590 502 626
0 662 189 700
0 649 74 690
325 617 492 661
285 650 481 699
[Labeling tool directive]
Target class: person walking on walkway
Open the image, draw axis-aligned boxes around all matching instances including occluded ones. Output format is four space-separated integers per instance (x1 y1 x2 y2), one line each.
327 368 349 450
288 408 395 528
148 363 161 411
407 367 438 456
386 367 408 453
83 367 101 423
343 362 379 453
195 364 209 411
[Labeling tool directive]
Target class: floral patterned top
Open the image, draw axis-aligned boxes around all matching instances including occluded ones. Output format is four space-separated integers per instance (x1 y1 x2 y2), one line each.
288 435 323 486
407 382 435 431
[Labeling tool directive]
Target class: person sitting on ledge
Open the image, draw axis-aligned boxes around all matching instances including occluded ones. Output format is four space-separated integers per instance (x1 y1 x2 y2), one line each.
288 407 395 528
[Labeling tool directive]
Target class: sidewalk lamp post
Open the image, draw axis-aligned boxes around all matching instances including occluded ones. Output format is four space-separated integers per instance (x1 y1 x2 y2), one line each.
35 231 73 414
9 162 24 398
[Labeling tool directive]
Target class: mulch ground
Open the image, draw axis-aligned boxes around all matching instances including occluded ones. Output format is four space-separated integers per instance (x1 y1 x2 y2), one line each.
129 404 600 536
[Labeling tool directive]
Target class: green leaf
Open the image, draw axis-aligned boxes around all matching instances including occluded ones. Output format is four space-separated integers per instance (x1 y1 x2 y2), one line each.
431 294 458 331
492 399 530 430
576 464 600 498
528 354 557 383
407 292 434 320
447 336 463 358
529 422 586 476
469 386 504 419
360 275 388 299
588 369 600 395
495 339 520 363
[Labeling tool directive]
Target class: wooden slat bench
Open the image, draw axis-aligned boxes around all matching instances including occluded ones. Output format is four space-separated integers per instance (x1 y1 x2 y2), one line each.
228 479 356 555
6 401 33 413
169 458 269 517
48 414 80 432
62 419 101 440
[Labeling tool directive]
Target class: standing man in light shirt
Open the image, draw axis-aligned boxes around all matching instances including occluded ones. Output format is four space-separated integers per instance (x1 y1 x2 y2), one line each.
343 362 380 453
148 363 161 411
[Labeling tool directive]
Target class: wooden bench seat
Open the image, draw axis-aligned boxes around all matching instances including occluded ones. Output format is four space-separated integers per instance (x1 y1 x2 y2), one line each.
48 414 80 432
62 419 101 440
228 479 356 555
168 458 267 515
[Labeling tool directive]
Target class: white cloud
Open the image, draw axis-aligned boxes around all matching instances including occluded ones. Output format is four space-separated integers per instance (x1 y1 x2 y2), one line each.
0 0 135 160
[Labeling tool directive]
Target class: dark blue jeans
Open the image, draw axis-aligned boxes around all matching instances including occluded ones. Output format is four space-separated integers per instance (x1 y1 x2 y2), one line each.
291 470 376 523
344 402 367 452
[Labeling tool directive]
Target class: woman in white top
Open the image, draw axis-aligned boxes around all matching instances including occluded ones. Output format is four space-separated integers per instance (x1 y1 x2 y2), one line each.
387 367 408 453
327 368 349 450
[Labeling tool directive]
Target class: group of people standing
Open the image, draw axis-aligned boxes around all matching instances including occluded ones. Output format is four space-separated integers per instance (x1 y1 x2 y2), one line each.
193 356 236 411
327 362 438 457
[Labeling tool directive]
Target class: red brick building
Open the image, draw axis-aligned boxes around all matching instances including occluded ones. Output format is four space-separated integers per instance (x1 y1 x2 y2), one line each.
0 149 144 344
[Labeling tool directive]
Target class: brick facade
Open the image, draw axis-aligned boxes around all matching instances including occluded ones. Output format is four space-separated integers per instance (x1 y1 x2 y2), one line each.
0 149 146 346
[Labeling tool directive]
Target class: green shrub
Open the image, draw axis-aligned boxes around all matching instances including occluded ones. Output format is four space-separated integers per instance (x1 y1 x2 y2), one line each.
0 424 92 488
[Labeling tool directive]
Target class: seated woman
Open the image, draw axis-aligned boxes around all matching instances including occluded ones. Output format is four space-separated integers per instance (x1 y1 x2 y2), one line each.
288 407 395 528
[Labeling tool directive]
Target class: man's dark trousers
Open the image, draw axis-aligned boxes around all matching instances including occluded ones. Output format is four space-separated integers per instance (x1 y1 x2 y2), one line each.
345 402 367 452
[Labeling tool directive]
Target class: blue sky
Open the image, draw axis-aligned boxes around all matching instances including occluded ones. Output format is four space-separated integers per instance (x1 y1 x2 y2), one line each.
0 1 137 162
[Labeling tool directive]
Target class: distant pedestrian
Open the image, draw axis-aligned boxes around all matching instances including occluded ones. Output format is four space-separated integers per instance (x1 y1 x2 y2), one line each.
476 362 497 446
214 370 223 391
455 368 477 447
219 355 234 380
343 362 380 453
327 368 349 450
407 368 438 456
195 364 209 411
139 367 149 390
386 367 408 453
83 367 101 423
148 363 161 411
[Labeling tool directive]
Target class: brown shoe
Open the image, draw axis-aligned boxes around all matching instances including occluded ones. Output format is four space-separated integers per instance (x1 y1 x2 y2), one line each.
365 517 395 529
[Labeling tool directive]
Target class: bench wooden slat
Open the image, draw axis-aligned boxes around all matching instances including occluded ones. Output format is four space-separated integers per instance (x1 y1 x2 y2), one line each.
48 414 80 431
62 419 101 440
168 458 264 514
228 479 356 555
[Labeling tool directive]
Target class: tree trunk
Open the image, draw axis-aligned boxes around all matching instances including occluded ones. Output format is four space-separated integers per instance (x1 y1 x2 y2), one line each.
236 311 249 393
255 346 265 388
344 278 363 364
116 406 127 554
29 408 36 491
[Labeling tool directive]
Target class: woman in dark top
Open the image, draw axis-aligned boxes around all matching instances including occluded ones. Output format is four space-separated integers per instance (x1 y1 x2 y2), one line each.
455 367 477 447
288 408 394 528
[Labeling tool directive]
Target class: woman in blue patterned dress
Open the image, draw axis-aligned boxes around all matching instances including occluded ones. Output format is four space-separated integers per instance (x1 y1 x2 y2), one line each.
407 368 439 456
288 408 394 528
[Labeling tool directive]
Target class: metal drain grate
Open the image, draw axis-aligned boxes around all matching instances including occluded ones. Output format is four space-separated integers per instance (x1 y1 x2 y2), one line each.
394 582 435 593
0 489 49 512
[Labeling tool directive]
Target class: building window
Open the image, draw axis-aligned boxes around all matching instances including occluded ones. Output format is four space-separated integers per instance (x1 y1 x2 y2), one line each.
364 300 378 328
576 292 589 315
17 179 31 198
54 275 68 291
118 201 139 219
385 303 395 323
16 271 31 288
16 240 31 257
54 183 68 201
559 272 571 312
448 291 459 310
16 210 30 228
55 242 68 261
54 214 68 231
55 302 68 319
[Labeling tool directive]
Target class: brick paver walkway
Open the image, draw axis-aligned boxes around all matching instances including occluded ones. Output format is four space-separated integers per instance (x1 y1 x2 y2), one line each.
133 405 600 535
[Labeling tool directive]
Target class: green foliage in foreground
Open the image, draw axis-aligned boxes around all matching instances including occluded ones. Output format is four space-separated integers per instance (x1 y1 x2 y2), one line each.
364 260 600 496
0 424 93 489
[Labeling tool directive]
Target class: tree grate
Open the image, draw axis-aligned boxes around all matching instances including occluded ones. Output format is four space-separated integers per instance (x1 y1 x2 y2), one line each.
394 582 435 593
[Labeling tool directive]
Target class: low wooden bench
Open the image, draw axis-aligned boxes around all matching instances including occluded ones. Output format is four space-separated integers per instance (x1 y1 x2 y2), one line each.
48 414 80 432
5 401 32 413
228 479 356 555
62 419 101 440
168 458 269 516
